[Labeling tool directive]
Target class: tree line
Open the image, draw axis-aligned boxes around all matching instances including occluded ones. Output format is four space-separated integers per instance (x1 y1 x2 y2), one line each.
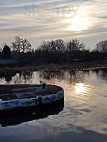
0 36 107 65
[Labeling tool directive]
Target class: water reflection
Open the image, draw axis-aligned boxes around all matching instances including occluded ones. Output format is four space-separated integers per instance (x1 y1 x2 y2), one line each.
0 68 107 84
13 71 34 84
0 71 34 84
94 68 107 82
0 104 64 127
40 69 85 84
75 83 87 95
0 72 16 83
0 68 107 142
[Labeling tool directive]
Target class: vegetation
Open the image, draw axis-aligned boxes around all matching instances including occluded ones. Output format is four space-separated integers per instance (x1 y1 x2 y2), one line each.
96 40 107 53
0 37 107 66
2 45 11 59
12 36 32 53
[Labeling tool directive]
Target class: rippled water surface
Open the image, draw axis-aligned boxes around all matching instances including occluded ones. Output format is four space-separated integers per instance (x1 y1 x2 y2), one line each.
0 68 107 142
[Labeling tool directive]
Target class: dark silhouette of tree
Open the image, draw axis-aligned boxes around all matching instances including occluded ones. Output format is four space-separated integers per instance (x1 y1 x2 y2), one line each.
0 52 2 58
66 38 85 52
55 39 65 51
40 39 65 52
2 45 11 59
40 41 50 52
96 40 107 53
1 37 105 66
12 36 32 53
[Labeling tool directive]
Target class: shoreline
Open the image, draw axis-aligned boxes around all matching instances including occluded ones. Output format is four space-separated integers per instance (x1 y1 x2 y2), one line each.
0 61 107 74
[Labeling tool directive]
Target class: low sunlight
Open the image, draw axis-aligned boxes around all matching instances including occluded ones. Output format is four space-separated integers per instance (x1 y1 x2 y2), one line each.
68 8 91 32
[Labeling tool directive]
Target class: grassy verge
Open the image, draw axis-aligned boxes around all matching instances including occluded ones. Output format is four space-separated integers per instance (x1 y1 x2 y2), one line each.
0 61 107 74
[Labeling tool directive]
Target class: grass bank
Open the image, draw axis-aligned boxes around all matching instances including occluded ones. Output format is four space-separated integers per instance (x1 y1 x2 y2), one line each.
0 61 107 74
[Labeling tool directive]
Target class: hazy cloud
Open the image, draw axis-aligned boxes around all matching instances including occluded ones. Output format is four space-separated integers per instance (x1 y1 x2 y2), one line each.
0 0 107 49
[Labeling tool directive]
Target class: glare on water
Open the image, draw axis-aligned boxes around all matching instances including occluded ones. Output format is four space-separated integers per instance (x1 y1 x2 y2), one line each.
75 83 87 94
0 69 107 142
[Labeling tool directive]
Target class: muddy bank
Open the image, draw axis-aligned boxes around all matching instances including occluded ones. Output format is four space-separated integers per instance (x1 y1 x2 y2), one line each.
0 61 107 74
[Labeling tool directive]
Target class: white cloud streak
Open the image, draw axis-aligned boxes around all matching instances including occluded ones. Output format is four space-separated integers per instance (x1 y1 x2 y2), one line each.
0 0 107 49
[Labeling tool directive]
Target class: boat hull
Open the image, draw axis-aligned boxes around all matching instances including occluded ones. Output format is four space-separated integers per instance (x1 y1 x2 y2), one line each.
0 85 64 111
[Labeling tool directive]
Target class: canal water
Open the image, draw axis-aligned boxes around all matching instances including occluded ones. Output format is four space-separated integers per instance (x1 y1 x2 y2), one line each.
0 68 107 142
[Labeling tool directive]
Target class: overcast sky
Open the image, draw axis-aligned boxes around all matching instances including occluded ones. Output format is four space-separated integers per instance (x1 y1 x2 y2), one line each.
0 0 107 50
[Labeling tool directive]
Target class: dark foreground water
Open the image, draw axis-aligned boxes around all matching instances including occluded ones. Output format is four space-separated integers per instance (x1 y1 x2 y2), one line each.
0 68 107 142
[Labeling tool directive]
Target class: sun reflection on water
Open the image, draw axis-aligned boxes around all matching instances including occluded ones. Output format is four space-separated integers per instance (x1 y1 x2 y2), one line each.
75 83 87 95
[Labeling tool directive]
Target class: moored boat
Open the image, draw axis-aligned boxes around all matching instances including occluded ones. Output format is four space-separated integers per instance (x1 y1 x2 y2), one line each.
0 84 64 111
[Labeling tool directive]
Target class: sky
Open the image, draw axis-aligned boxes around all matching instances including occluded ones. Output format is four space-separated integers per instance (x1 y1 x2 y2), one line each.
0 0 107 50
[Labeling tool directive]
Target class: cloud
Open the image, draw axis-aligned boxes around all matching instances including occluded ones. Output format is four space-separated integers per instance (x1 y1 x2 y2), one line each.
0 0 107 49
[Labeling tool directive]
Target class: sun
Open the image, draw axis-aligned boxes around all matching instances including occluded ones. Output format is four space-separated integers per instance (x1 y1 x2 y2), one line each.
70 16 90 31
67 8 91 32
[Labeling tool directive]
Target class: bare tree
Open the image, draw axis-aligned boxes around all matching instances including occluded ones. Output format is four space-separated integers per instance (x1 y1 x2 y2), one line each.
55 39 65 51
40 41 50 52
66 38 85 52
96 40 107 53
40 39 65 52
12 36 32 52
